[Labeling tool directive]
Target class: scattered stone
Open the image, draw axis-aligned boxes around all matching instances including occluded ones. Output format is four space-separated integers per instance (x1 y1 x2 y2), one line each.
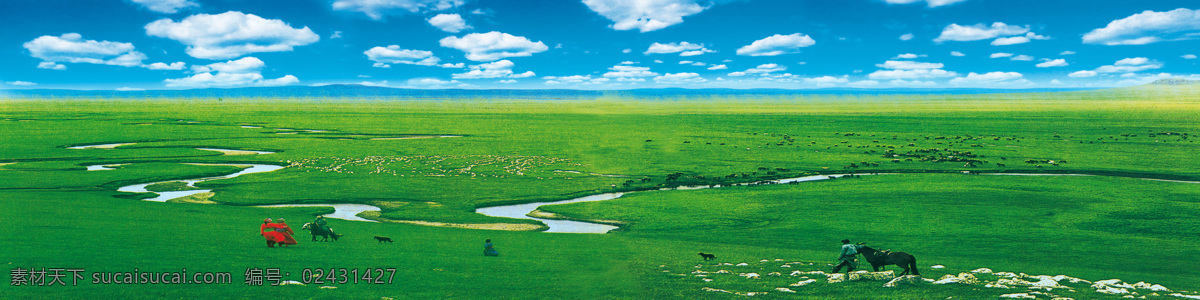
767 272 782 276
971 268 993 274
1169 293 1200 299
848 270 895 281
740 273 760 279
1052 275 1089 284
931 265 945 269
703 278 712 282
702 287 732 294
736 263 749 266
932 273 978 285
1093 279 1135 290
1095 286 1131 295
320 286 336 289
985 282 1012 289
775 287 796 293
715 270 731 274
883 275 925 288
994 272 1018 278
827 274 846 283
790 271 804 276
781 265 792 268
998 293 1036 299
790 279 817 287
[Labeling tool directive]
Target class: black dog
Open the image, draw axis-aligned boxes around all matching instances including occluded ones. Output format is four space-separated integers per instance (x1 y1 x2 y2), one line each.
699 253 716 261
374 236 394 243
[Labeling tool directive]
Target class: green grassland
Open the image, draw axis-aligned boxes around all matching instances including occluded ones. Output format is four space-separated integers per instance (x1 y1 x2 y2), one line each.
2 86 1199 298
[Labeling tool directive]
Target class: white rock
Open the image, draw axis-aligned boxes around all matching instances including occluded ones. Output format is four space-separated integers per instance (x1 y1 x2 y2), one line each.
767 272 782 276
999 293 1036 299
702 287 732 293
1169 293 1200 299
761 260 769 262
715 270 731 274
970 268 993 274
1052 275 1089 284
740 273 760 279
994 272 1018 278
933 273 978 285
703 278 712 282
790 279 817 286
883 275 925 288
1149 284 1171 292
775 287 796 293
930 265 945 269
827 273 846 283
736 263 749 266
781 265 792 268
789 271 804 276
1096 286 1131 295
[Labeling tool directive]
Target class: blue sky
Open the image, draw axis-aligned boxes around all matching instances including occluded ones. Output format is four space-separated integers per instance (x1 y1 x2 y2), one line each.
2 0 1199 90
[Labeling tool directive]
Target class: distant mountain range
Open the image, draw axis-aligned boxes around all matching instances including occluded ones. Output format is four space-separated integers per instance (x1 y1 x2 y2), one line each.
0 83 1118 100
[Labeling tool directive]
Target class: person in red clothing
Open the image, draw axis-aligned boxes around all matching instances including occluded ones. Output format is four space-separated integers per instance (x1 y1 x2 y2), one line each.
261 218 286 248
274 218 298 247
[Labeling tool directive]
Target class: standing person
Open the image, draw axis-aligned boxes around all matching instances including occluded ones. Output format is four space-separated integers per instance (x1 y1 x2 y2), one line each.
261 218 285 248
832 239 863 273
275 218 298 247
484 239 499 256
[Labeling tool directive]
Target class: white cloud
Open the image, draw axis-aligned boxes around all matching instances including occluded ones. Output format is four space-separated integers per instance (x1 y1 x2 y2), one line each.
654 72 706 84
622 48 632 53
1083 8 1200 45
893 53 921 59
707 64 727 70
1069 70 1097 78
949 71 1028 85
654 60 663 63
452 60 535 79
1011 55 1034 61
23 33 185 71
582 0 708 32
644 42 713 56
883 0 968 8
116 87 145 91
1050 79 1063 85
742 63 786 74
990 52 1013 58
364 46 442 67
5 81 36 86
619 61 636 65
165 57 297 87
934 22 1029 42
497 79 517 84
847 80 879 88
1060 51 1076 55
736 33 815 56
145 11 319 59
1093 57 1163 73
603 65 659 79
331 31 343 39
428 13 471 33
888 79 937 87
899 33 914 41
803 76 849 87
333 0 463 20
876 60 943 70
869 69 957 80
1183 54 1197 59
727 71 746 77
439 31 548 62
408 78 460 86
991 32 1050 45
38 61 66 70
1036 59 1068 68
950 51 966 57
130 0 198 14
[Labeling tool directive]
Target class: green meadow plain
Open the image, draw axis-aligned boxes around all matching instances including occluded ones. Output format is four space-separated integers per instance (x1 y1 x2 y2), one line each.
2 85 1199 299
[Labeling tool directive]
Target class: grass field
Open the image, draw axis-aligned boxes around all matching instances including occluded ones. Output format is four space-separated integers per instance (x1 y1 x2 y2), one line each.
2 86 1199 298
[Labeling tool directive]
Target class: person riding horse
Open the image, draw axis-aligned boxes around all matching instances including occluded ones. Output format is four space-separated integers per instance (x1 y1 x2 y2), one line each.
313 216 341 238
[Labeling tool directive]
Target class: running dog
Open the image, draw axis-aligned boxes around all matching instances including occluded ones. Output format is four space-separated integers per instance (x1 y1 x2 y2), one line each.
699 253 716 261
374 236 394 243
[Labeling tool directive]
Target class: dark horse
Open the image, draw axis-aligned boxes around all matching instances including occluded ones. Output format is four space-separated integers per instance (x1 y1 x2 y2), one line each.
857 245 919 276
301 222 340 242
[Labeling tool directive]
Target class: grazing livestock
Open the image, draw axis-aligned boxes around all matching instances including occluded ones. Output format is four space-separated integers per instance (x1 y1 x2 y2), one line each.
857 246 920 276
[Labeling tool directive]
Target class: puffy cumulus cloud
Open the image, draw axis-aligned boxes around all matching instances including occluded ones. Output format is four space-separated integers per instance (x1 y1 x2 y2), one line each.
991 32 1050 46
1183 54 1198 59
145 11 319 60
934 22 1029 43
497 79 517 84
23 33 183 70
990 52 1013 58
950 51 966 57
899 33 914 41
654 72 706 84
5 81 37 86
893 53 924 59
741 63 787 74
333 0 463 20
883 0 968 8
428 13 471 33
582 0 708 32
847 80 880 88
130 0 198 14
543 75 610 85
706 64 727 70
949 72 1029 86
38 62 67 70
1036 58 1068 68
364 46 443 68
452 60 536 79
165 57 298 87
736 33 815 56
1060 50 1076 55
1011 55 1034 61
876 60 943 70
1083 8 1200 45
603 65 659 80
803 75 849 87
439 31 548 62
1069 70 1098 78
622 48 632 53
644 41 713 56
1093 57 1163 74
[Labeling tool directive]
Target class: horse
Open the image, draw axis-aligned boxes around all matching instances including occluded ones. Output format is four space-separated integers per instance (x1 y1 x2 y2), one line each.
857 245 919 276
301 222 340 242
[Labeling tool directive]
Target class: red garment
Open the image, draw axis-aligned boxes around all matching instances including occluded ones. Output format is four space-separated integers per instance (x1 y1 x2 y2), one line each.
261 222 285 242
276 222 298 245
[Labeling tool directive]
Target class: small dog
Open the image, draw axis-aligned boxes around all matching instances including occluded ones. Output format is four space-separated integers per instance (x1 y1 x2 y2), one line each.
374 236 394 243
699 253 716 261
